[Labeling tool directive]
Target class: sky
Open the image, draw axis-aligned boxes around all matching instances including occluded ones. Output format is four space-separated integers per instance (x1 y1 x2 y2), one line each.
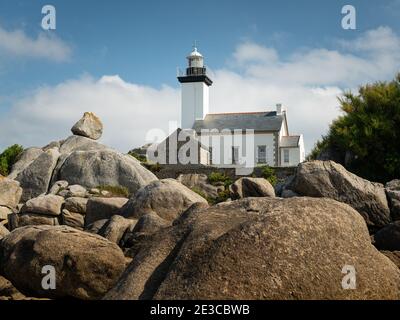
0 0 400 154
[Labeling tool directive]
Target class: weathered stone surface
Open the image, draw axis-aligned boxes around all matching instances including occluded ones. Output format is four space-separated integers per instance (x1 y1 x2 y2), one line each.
59 135 109 155
386 180 400 191
64 197 88 214
132 212 170 235
22 195 64 216
66 185 87 198
281 189 298 198
374 221 400 251
49 180 69 195
98 215 136 244
121 179 208 221
58 150 158 194
85 197 128 226
0 225 126 300
230 177 275 199
15 148 60 202
85 219 108 234
0 224 9 239
386 189 400 221
0 275 26 300
289 161 391 229
0 178 23 209
61 209 85 230
8 213 59 230
71 112 103 140
177 174 224 199
8 147 43 180
0 206 12 221
105 197 400 300
381 251 400 269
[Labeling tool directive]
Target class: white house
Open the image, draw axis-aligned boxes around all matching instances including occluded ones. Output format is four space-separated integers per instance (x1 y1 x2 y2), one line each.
155 46 305 168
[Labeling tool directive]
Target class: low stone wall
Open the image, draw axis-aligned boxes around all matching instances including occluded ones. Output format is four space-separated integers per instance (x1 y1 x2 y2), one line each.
154 164 296 181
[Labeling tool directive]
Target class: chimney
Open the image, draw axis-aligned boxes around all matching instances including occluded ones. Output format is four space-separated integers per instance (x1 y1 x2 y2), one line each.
276 103 282 115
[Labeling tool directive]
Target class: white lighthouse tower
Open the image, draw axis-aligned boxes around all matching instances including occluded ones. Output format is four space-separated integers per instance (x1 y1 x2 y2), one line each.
178 45 213 129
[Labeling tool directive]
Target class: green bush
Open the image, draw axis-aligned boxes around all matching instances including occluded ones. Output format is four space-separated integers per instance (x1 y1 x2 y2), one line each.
128 151 147 163
208 172 232 187
191 186 207 199
143 162 161 173
96 185 130 198
260 165 277 186
309 73 400 182
0 144 24 176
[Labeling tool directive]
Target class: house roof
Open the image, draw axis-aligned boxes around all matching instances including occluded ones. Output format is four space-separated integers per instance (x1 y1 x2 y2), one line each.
280 135 300 148
193 111 284 133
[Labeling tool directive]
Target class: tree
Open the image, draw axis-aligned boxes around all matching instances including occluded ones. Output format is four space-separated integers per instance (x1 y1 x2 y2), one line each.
0 144 24 176
309 74 400 183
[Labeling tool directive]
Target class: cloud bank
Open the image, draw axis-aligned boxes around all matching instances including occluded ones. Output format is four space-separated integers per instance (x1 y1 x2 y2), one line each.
1 26 399 154
0 24 71 61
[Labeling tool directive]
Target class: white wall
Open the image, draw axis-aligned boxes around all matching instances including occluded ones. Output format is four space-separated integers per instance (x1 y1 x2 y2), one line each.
199 132 276 168
181 82 209 129
280 147 300 167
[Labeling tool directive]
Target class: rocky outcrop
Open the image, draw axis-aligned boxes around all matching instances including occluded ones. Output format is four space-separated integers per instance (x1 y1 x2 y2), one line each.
71 112 103 140
121 179 208 221
105 197 400 300
85 197 128 226
8 147 43 180
57 150 157 194
386 180 400 221
177 174 224 199
381 251 400 269
0 178 23 209
288 161 391 230
98 215 136 244
0 225 126 300
21 195 64 216
374 221 400 251
15 148 60 202
61 209 85 230
230 177 275 199
8 213 59 230
0 275 26 300
64 197 88 214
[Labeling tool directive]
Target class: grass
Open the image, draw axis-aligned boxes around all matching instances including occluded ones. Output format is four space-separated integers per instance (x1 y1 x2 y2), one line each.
96 185 130 198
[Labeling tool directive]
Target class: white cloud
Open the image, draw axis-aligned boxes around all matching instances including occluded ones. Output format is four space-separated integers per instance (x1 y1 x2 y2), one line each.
1 26 399 154
0 25 72 61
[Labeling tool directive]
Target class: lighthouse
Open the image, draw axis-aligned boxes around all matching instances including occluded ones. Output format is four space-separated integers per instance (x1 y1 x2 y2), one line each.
178 45 213 129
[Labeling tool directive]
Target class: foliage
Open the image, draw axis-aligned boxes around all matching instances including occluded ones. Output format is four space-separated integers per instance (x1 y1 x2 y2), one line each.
208 172 232 187
143 162 162 173
0 144 24 176
191 187 208 200
260 165 277 186
309 73 400 182
96 185 130 198
128 151 147 163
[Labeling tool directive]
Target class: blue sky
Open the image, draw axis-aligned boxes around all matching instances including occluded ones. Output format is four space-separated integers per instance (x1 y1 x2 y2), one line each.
1 0 400 153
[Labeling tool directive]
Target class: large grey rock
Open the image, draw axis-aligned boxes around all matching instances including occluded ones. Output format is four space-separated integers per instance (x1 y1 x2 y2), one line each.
177 174 224 199
8 148 43 180
386 189 400 221
61 209 85 230
58 150 158 194
59 135 109 155
98 215 136 244
85 219 108 234
66 185 87 198
374 221 400 251
15 148 60 202
71 112 103 140
105 197 400 300
22 195 64 216
85 197 128 226
0 177 22 209
386 180 400 191
0 225 126 300
121 179 208 221
64 197 88 214
230 177 275 199
289 161 391 230
8 213 59 230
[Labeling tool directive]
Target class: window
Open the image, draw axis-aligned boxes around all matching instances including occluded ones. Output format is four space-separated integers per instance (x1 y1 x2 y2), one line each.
284 149 290 163
257 146 267 164
232 147 239 164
